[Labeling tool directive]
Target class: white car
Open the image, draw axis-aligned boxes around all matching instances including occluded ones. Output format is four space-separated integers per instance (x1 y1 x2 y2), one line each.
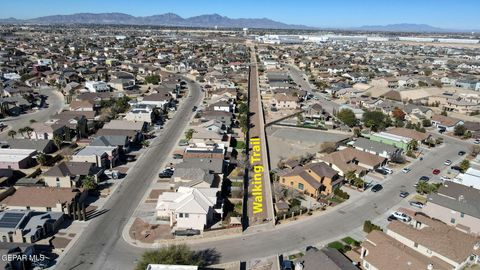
392 211 411 222
402 167 411 173
475 139 480 145
440 176 451 182
444 160 452 166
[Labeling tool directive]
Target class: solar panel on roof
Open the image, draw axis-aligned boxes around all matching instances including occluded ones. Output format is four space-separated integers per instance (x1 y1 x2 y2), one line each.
0 212 25 228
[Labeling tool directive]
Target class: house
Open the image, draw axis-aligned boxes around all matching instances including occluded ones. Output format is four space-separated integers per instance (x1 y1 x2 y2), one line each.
424 181 480 235
85 81 109 93
368 132 412 151
43 161 103 188
146 265 198 270
0 210 64 243
452 168 480 190
30 122 65 140
383 127 431 143
137 93 173 110
156 187 221 231
199 120 226 134
431 114 464 132
319 148 387 177
102 120 146 133
349 138 403 160
172 168 217 188
270 93 299 110
7 139 56 154
176 158 225 175
360 230 453 270
71 146 119 169
108 78 135 91
294 247 359 270
124 105 154 124
0 149 37 170
1 187 86 215
69 99 95 112
279 162 343 198
210 101 232 112
90 135 130 153
201 111 233 125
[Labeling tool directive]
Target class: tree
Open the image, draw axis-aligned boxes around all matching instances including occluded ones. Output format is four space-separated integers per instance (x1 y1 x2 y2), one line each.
81 176 97 190
238 114 248 135
362 111 390 131
185 129 195 141
422 119 432 127
53 134 63 150
36 153 47 166
407 140 418 151
296 113 304 126
471 145 480 157
7 130 16 139
22 126 33 139
336 108 357 127
353 178 365 189
345 171 356 181
144 75 161 85
135 244 205 270
454 124 466 136
392 107 406 121
459 159 470 173
237 102 248 115
363 220 382 233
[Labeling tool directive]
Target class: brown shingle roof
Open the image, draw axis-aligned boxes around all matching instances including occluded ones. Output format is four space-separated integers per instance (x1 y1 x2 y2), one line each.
3 187 81 208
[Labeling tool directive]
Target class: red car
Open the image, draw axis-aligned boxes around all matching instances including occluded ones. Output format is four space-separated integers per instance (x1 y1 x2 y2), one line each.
432 169 441 175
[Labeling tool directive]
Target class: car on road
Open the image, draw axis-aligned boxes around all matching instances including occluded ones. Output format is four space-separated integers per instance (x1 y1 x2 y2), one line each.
440 176 451 182
392 211 411 222
432 169 441 175
375 168 388 175
387 214 398 221
474 139 480 145
458 151 466 156
159 169 174 178
371 184 383 192
192 106 198 112
409 201 424 209
419 176 430 182
399 191 410 198
401 167 411 173
444 160 452 166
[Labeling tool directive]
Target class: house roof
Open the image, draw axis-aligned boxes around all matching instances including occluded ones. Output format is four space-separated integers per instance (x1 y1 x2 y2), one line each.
172 168 214 187
362 230 452 270
387 218 480 264
102 120 145 131
43 161 99 177
91 135 128 147
2 187 81 208
156 187 218 215
322 148 386 170
427 181 480 219
282 162 339 190
351 138 398 154
295 247 359 270
7 139 53 152
385 127 430 142
176 158 224 174
431 114 462 127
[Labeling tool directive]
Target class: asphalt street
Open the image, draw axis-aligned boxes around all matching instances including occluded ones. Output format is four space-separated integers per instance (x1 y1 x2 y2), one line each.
0 87 64 140
55 78 203 270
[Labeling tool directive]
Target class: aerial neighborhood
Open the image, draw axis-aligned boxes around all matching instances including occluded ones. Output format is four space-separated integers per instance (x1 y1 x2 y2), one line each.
0 6 480 270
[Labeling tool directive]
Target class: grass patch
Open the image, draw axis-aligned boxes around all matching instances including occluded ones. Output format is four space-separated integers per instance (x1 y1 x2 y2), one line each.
413 194 427 204
231 181 243 187
235 141 246 150
328 196 344 204
327 241 345 251
234 203 243 213
342 236 360 246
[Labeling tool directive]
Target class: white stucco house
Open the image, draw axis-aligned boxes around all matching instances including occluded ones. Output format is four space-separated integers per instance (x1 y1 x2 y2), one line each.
156 187 221 231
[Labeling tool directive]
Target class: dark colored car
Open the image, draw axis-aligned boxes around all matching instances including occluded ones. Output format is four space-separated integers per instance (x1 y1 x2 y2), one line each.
399 191 410 198
419 176 430 182
432 169 441 175
192 106 198 112
451 165 462 171
375 168 388 175
159 169 174 178
281 260 294 270
371 184 383 192
458 151 466 156
387 215 398 221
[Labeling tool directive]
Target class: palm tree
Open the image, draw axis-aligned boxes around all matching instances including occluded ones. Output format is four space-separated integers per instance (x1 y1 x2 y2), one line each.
53 134 62 150
36 153 47 166
416 181 430 195
408 140 418 151
345 171 356 182
22 126 34 139
81 175 97 191
18 127 26 138
7 130 16 139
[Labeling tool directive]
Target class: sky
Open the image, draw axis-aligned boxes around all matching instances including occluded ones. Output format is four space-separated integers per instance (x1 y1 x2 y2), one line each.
1 0 479 30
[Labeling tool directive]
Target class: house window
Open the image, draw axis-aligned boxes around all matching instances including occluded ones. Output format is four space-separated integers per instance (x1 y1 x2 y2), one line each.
46 207 52 211
298 183 304 190
184 213 189 218
451 218 456 224
26 206 30 210
179 213 183 218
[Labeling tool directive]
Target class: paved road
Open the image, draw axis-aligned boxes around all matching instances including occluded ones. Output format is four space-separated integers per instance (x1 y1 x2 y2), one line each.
55 78 203 270
0 87 64 140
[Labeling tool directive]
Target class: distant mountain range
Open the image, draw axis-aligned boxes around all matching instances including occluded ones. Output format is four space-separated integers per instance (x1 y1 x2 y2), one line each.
0 13 477 33
0 12 311 29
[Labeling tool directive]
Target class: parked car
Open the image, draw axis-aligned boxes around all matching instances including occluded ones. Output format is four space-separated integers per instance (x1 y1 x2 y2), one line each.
444 160 452 166
392 211 411 222
387 215 398 222
419 176 430 182
409 201 424 209
458 151 466 156
432 169 441 175
192 106 198 112
451 165 462 171
371 184 383 192
159 169 174 178
440 176 451 182
281 260 294 270
382 167 393 174
401 167 411 173
474 139 480 145
375 168 388 175
399 191 410 198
